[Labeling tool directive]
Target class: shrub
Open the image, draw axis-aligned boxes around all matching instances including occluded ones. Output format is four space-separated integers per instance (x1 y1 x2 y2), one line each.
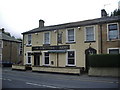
89 54 120 67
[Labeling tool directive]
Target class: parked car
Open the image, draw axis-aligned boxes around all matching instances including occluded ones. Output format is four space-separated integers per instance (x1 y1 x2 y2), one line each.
0 61 13 67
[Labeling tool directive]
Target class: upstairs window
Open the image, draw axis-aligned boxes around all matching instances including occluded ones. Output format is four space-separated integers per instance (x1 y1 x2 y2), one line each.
67 29 75 42
44 32 50 44
28 35 32 45
108 23 119 40
85 26 95 42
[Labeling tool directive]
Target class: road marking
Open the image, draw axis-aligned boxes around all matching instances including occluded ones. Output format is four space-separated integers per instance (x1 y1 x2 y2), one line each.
5 78 12 81
26 82 59 88
0 78 12 81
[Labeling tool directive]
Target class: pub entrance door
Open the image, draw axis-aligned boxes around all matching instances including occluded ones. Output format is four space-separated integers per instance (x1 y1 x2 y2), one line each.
34 54 40 66
85 47 97 72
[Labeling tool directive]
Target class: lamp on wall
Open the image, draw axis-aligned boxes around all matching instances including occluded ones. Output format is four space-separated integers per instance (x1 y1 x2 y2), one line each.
54 30 57 33
35 33 38 35
89 43 91 48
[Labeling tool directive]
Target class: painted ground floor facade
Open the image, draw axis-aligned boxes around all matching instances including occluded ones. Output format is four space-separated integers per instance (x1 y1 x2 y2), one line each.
23 42 99 73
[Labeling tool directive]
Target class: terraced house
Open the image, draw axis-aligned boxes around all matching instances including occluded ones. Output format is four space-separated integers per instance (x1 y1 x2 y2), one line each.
22 9 120 74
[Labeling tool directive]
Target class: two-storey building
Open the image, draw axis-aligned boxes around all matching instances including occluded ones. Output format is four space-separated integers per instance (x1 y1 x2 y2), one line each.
22 9 120 74
0 28 23 66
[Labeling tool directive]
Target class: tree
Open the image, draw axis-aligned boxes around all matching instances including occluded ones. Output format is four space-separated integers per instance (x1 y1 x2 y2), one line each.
17 38 22 41
111 9 120 16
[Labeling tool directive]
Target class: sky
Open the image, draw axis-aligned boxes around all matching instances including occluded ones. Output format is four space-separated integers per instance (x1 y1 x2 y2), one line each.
0 0 119 38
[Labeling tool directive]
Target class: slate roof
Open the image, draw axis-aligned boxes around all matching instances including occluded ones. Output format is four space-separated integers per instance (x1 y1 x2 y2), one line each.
22 16 120 34
0 32 22 43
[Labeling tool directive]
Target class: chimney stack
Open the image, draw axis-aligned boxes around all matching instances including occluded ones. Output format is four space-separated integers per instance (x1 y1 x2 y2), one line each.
101 9 107 17
0 28 5 33
39 19 44 28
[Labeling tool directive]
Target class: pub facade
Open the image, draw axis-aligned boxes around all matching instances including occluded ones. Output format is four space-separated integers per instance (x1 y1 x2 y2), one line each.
22 10 120 74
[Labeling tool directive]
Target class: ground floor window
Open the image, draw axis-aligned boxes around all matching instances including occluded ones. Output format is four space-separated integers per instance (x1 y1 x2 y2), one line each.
44 52 49 65
67 51 75 66
108 48 120 54
27 52 32 64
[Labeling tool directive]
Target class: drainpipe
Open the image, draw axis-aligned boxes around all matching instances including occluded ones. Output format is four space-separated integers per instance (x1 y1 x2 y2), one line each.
10 41 12 63
56 30 59 67
100 24 103 54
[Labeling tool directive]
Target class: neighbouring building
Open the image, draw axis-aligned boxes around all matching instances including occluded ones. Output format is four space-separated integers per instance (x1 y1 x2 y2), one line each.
0 28 23 65
22 9 120 74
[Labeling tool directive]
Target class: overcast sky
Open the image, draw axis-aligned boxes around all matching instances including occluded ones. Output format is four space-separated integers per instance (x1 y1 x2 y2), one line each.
0 0 119 38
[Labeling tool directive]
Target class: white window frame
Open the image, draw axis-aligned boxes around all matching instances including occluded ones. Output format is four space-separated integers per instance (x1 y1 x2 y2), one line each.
84 25 95 42
66 28 76 43
26 51 32 64
66 50 76 66
27 34 32 45
43 32 50 44
42 51 50 66
107 48 120 54
107 23 119 41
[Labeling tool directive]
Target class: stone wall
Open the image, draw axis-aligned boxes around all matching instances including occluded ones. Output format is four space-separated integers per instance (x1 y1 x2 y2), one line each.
89 67 120 77
12 65 26 70
32 66 81 75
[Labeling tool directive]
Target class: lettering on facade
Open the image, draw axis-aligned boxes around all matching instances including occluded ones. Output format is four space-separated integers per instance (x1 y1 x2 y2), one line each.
32 45 70 51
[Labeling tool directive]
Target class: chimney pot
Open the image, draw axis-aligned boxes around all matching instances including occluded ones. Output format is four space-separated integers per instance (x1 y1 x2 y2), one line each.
1 28 5 32
39 19 44 28
101 9 107 17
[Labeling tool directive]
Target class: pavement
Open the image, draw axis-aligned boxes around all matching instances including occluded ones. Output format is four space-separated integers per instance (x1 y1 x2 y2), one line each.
1 67 120 89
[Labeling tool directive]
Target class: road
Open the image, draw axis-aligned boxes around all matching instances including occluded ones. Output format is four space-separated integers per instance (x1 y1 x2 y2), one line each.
1 67 120 89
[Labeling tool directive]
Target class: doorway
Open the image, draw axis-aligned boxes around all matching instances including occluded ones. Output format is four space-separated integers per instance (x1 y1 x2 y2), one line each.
85 47 97 72
34 54 40 66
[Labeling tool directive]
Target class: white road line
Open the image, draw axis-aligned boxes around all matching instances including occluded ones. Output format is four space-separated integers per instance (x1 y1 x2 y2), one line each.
26 82 59 88
6 79 12 81
0 78 12 81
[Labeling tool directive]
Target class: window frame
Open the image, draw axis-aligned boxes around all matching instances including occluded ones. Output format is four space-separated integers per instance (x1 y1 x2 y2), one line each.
43 32 50 44
66 28 76 43
84 25 95 42
43 51 50 66
107 23 119 41
107 48 120 54
66 50 76 66
26 51 32 64
27 34 32 45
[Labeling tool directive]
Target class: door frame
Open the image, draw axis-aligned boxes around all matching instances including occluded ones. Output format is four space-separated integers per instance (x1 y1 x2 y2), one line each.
85 47 97 72
34 53 40 66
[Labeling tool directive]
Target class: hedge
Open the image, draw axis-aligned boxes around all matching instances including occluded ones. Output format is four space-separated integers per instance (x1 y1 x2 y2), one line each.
89 54 120 67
